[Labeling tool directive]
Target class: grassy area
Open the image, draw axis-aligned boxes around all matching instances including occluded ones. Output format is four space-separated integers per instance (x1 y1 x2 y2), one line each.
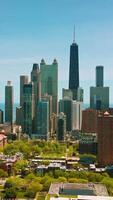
36 192 47 200
41 153 66 159
16 191 25 198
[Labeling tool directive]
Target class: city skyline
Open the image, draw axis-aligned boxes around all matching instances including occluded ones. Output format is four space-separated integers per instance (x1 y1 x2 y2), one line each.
0 0 113 103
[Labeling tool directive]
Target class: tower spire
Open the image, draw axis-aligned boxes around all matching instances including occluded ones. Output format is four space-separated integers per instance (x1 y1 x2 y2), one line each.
73 25 75 43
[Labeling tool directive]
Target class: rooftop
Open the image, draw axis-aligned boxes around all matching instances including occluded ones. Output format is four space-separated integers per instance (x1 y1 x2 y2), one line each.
50 196 113 200
49 183 108 197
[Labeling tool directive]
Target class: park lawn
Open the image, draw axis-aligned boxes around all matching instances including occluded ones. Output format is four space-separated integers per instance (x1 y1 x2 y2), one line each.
41 153 66 159
36 192 47 200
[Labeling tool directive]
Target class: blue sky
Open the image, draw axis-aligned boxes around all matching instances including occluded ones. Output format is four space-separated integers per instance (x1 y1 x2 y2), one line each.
0 0 113 104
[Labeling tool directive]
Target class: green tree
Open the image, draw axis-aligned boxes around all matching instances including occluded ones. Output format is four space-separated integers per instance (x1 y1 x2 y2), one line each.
88 172 103 182
31 145 41 156
57 177 67 182
3 141 31 158
43 178 55 191
3 143 19 155
101 177 113 196
4 177 26 190
14 159 28 176
0 169 8 178
4 187 17 199
68 178 88 183
25 182 43 198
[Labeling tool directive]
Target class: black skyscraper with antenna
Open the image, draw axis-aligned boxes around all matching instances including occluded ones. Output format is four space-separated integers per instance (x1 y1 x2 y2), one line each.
69 27 79 100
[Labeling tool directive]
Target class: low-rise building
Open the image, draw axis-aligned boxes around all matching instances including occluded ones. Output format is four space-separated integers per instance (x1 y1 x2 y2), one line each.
79 134 97 155
0 133 7 149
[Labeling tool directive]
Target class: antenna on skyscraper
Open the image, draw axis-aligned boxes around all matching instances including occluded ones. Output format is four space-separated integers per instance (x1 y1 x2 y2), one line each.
73 25 75 43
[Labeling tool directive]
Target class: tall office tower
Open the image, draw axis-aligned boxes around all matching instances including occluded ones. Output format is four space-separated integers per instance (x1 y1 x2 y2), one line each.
72 101 83 131
50 113 57 136
40 59 58 114
82 109 98 133
31 63 41 133
37 100 49 140
96 66 104 87
90 66 109 110
42 94 52 133
97 112 113 166
0 109 3 124
5 81 13 126
57 112 66 141
62 88 73 100
59 98 72 132
77 87 84 102
20 75 29 107
20 76 28 129
42 94 52 117
69 29 79 100
16 106 23 126
23 83 34 137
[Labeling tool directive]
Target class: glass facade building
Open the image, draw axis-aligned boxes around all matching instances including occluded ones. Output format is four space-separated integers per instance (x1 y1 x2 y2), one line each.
37 100 49 140
69 42 79 100
23 83 34 137
5 81 13 126
40 59 58 114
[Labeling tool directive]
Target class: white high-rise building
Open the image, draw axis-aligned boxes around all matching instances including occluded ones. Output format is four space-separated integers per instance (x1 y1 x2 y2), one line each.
72 101 83 130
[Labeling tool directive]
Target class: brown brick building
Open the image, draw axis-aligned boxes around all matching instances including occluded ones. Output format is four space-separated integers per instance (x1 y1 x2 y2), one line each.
82 109 98 133
97 112 113 166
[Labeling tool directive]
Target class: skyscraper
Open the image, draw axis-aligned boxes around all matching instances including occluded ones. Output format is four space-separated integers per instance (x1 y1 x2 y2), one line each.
90 66 109 110
20 75 29 128
31 63 41 103
16 106 23 126
57 112 66 141
40 59 58 114
20 75 29 107
97 112 113 166
42 94 52 133
31 63 41 133
23 83 34 137
0 109 3 124
59 98 72 132
50 113 57 136
77 87 84 102
62 88 73 100
5 81 13 126
37 100 49 140
96 66 104 87
72 101 83 131
69 29 79 100
82 109 98 133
